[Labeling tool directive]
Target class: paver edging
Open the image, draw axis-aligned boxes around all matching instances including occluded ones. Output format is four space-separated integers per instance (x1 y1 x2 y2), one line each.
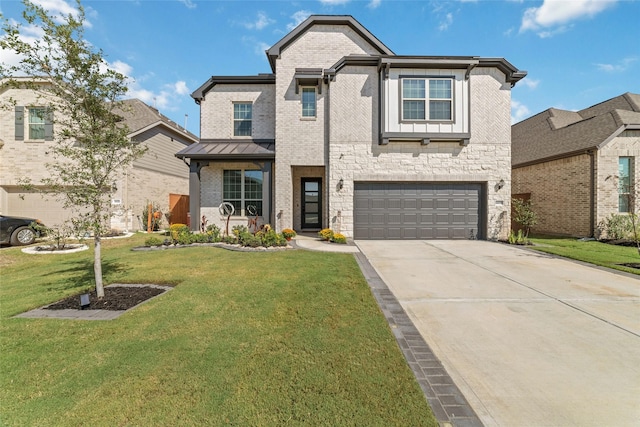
353 252 483 427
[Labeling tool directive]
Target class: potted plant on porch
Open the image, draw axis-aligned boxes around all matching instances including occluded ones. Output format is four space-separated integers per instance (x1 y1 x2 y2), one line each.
282 228 297 241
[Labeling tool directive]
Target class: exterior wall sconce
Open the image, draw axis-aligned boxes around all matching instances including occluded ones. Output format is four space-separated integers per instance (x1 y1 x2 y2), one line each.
496 179 505 190
338 178 344 190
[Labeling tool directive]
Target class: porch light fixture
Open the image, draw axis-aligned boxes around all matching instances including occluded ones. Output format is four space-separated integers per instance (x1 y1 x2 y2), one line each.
80 293 90 310
496 179 505 190
338 178 344 190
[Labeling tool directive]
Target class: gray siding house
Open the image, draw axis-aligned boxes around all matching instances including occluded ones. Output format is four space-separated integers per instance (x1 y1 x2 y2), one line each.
178 15 526 240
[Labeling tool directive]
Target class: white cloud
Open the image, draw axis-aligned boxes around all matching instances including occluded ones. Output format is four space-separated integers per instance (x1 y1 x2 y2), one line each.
511 99 531 124
368 0 382 8
33 0 92 28
177 0 196 9
595 56 638 72
287 11 312 31
173 81 189 96
439 13 453 31
243 12 275 30
520 0 617 36
320 0 351 4
521 78 540 90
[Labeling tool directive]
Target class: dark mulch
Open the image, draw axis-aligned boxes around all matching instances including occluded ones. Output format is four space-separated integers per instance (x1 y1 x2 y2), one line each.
619 263 640 269
45 286 166 311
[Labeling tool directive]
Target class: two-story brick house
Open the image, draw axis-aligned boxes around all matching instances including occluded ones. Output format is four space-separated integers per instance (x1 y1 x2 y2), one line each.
177 15 526 240
0 78 197 231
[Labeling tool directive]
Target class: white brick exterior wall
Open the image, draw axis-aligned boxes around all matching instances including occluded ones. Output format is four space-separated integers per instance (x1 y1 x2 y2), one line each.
197 20 518 240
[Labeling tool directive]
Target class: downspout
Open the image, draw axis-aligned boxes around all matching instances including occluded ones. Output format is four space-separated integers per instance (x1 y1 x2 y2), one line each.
588 150 596 237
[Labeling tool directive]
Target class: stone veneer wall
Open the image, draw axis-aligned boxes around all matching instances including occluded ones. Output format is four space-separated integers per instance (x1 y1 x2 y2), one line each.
328 66 513 240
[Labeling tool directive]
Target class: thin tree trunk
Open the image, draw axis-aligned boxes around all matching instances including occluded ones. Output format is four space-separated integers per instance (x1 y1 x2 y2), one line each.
94 235 104 298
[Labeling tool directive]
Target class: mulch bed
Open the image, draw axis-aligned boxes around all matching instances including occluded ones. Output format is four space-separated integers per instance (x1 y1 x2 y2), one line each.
44 286 166 311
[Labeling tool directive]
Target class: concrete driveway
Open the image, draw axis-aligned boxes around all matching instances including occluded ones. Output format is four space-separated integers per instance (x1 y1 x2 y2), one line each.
356 240 640 427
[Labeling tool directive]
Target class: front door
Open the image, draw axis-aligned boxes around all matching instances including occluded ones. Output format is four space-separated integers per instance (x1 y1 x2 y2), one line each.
301 178 322 229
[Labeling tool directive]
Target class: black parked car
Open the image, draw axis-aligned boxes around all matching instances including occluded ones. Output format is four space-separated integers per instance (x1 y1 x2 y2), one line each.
0 215 44 246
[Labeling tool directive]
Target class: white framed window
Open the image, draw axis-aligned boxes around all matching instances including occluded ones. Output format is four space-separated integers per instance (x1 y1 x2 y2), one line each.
401 78 453 121
233 103 252 136
223 169 263 216
619 157 634 213
15 106 53 141
301 87 317 118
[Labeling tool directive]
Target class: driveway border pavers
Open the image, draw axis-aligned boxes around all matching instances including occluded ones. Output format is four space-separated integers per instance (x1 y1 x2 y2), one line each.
354 252 483 427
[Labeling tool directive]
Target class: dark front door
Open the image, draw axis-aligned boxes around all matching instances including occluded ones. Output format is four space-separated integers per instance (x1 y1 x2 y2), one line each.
302 178 322 229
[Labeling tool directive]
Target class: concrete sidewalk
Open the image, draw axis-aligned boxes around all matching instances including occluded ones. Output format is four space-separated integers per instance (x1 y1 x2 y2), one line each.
356 240 640 427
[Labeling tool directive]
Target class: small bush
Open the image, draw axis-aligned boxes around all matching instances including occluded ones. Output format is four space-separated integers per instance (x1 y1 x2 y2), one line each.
599 214 635 240
232 225 248 238
331 233 347 244
206 224 221 242
170 224 189 241
318 228 334 241
144 237 163 247
222 235 237 244
260 229 286 247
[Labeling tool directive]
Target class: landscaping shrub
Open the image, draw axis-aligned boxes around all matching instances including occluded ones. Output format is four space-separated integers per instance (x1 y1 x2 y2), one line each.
144 237 163 247
281 228 296 239
599 214 635 240
318 228 334 241
206 224 221 241
331 233 347 244
259 229 287 247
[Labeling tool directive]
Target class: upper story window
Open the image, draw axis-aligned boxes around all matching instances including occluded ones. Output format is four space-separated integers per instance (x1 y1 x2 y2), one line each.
401 78 453 121
301 87 316 118
619 156 634 213
15 106 53 141
233 103 252 136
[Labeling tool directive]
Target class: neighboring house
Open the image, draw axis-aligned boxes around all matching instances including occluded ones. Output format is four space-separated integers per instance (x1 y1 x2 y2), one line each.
512 93 640 237
177 15 526 240
0 79 198 231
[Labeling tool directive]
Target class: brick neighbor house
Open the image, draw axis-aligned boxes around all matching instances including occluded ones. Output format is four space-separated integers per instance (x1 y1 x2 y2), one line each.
177 15 526 240
512 92 640 237
0 79 197 231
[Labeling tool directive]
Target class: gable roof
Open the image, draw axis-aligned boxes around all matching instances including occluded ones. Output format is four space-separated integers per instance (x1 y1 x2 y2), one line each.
266 15 394 72
115 99 198 143
512 93 640 167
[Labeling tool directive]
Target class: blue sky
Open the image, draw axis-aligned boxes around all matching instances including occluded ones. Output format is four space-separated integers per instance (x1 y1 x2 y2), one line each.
1 0 639 136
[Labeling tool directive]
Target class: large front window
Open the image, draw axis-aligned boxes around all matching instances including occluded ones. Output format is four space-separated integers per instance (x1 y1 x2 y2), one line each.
619 157 634 213
223 169 263 216
233 103 252 136
402 78 453 121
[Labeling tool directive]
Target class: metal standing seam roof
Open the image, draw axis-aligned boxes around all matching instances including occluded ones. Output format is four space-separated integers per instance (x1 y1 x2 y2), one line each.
512 93 640 167
175 139 275 160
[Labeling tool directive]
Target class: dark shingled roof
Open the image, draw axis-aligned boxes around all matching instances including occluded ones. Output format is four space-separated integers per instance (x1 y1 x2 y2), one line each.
175 139 275 160
115 99 198 142
512 92 640 167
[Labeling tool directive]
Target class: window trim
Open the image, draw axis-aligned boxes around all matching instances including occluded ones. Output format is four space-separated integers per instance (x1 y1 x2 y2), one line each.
399 76 455 123
15 106 53 141
232 102 252 137
618 156 634 213
301 86 317 119
223 169 264 216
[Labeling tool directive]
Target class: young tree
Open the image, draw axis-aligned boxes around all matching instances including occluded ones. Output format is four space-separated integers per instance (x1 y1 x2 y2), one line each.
512 197 538 240
1 0 147 298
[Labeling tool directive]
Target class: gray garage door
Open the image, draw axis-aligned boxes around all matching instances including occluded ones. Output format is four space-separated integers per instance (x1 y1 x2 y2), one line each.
354 182 483 240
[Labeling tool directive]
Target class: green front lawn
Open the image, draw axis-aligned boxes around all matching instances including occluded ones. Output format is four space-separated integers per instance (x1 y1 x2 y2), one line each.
529 236 640 275
0 234 436 426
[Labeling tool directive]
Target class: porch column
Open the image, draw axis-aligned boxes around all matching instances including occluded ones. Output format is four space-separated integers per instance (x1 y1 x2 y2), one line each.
261 161 273 226
188 161 208 231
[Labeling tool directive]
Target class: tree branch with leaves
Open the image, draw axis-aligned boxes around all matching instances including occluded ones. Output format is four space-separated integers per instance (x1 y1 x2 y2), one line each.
1 0 147 298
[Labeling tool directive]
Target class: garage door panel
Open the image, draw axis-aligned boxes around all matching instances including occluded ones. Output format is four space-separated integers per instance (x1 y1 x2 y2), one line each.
354 182 483 240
